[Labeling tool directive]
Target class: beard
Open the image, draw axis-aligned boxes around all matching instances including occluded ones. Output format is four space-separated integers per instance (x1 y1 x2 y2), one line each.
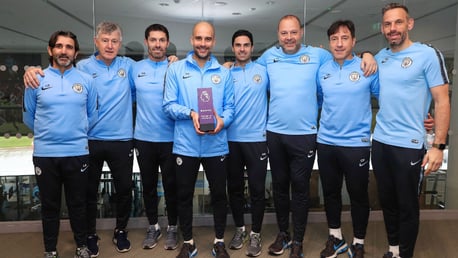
54 55 73 67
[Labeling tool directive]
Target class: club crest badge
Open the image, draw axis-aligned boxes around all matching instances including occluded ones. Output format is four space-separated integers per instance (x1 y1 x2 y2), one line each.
349 71 361 82
300 55 310 63
253 74 262 84
117 68 126 78
72 83 83 93
401 57 413 68
35 166 42 176
176 157 183 166
211 74 221 84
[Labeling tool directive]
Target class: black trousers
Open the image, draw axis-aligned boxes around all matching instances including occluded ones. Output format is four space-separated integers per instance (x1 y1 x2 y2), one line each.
87 140 133 234
227 141 268 233
267 131 316 242
175 155 228 241
34 155 89 252
372 140 424 258
135 140 177 226
317 143 370 239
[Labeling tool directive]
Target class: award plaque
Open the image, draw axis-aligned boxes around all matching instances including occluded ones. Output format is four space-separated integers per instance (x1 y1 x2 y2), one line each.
197 87 215 131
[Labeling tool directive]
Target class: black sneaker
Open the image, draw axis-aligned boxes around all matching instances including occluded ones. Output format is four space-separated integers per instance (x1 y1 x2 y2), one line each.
320 235 348 258
177 242 198 258
212 242 230 258
382 252 395 258
268 231 291 255
348 244 365 258
289 241 303 258
87 234 99 257
112 229 131 253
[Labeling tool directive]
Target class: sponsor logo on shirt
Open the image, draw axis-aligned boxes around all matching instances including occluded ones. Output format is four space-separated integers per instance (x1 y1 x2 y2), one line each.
41 84 53 91
137 72 147 77
323 74 331 80
91 73 98 78
183 73 192 79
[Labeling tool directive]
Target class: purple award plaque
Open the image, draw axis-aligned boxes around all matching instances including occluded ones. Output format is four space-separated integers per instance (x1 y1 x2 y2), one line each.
197 87 215 131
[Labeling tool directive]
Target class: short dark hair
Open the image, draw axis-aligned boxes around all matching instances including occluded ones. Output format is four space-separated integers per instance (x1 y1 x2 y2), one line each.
327 20 355 39
144 23 169 41
48 30 79 66
382 2 409 16
231 29 253 46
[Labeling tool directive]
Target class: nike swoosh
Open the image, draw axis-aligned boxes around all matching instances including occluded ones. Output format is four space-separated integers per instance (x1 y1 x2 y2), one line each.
359 161 369 167
183 75 191 79
220 155 227 162
41 85 52 90
80 164 88 172
410 159 422 166
307 152 314 158
260 154 268 161
137 74 146 77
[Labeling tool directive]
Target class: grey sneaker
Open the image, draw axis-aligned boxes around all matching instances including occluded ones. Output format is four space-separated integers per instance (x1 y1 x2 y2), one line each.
44 251 58 258
74 246 92 258
229 227 248 250
142 225 162 249
246 233 262 257
164 225 178 250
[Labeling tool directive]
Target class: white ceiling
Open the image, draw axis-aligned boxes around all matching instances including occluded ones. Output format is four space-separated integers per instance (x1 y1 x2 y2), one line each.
0 0 457 58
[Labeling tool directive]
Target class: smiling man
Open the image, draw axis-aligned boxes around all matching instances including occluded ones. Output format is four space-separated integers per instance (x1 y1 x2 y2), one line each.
163 21 235 258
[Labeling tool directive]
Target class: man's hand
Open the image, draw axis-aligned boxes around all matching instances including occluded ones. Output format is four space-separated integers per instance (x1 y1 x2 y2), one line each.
167 55 179 64
190 110 205 135
23 66 44 88
424 113 434 131
422 148 444 176
222 61 233 69
360 52 377 77
208 110 224 135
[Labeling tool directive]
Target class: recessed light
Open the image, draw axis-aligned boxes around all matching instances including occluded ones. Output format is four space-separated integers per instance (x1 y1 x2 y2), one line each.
214 1 227 6
232 12 242 15
249 7 256 11
159 3 169 7
266 1 275 5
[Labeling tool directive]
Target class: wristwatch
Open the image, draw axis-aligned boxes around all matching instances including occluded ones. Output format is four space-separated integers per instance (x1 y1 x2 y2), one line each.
432 143 446 150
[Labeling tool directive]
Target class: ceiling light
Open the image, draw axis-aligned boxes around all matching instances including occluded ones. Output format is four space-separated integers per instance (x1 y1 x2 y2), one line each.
249 7 256 11
214 1 227 6
266 1 275 5
159 2 169 7
232 12 242 16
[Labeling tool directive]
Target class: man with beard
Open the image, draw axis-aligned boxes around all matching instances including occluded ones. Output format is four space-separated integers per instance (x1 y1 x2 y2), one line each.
372 3 450 258
163 21 235 258
129 23 179 251
225 29 269 257
24 21 136 256
23 30 98 258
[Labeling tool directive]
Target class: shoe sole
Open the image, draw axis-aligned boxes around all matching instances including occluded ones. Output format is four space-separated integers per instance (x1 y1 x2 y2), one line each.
268 242 291 256
164 244 178 250
321 244 348 258
246 250 261 257
143 242 158 249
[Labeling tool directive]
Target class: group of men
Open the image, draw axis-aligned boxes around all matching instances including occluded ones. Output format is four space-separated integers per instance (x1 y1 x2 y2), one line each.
23 2 450 258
